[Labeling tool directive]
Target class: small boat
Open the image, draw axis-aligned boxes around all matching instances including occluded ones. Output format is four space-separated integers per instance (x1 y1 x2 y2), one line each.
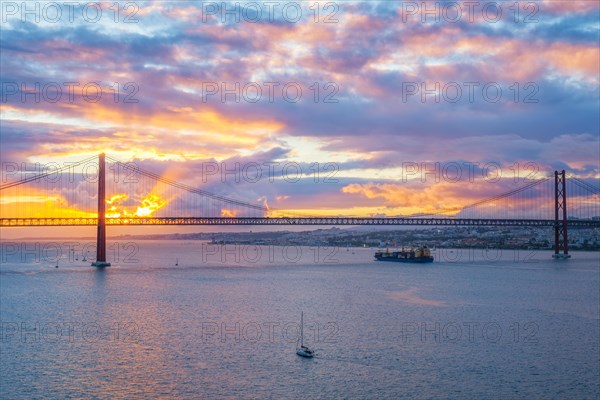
296 312 314 358
175 258 178 266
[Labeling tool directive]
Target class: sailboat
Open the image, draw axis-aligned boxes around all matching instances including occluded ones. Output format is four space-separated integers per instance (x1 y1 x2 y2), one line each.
175 258 178 266
296 312 314 358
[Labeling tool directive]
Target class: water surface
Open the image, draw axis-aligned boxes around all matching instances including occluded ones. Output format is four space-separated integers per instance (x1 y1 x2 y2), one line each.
1 241 599 399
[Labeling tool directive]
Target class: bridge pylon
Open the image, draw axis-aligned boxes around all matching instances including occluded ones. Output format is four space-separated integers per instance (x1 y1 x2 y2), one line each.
553 170 570 259
91 153 111 267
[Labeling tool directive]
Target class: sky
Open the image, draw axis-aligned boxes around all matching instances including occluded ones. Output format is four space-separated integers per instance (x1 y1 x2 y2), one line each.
0 0 599 237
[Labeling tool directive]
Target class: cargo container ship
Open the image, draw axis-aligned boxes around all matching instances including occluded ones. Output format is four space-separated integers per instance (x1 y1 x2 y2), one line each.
374 246 434 263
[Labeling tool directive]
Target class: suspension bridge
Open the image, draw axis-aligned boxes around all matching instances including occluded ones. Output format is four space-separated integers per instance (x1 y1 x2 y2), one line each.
1 154 598 266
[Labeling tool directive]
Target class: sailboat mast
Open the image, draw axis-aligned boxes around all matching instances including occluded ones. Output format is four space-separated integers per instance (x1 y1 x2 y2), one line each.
300 311 304 346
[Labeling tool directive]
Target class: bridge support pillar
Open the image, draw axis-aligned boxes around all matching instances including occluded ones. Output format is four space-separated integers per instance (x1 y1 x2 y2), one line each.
92 153 111 267
552 170 570 259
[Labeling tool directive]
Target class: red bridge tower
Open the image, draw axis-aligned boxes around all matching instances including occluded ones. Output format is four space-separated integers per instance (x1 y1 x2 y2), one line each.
92 153 111 267
553 170 570 259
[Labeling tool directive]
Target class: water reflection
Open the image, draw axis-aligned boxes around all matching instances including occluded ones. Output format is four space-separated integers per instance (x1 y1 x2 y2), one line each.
1 242 598 398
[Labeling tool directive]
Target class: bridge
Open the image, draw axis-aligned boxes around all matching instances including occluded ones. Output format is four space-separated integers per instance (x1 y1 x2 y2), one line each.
2 217 596 227
1 154 599 266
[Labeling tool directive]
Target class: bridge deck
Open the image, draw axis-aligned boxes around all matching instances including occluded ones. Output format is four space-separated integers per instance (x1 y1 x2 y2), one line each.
1 217 598 227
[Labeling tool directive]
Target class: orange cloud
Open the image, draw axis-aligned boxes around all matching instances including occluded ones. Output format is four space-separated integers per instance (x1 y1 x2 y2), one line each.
220 209 238 217
362 31 599 85
105 193 167 218
0 188 95 219
342 182 465 215
2 101 285 161
340 179 554 217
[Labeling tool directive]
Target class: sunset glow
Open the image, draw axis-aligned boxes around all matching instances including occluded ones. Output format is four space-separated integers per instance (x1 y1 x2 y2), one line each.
106 194 167 218
1 2 599 398
0 1 598 223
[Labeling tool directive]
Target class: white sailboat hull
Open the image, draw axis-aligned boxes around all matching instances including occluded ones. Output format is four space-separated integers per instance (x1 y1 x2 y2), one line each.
296 348 314 358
